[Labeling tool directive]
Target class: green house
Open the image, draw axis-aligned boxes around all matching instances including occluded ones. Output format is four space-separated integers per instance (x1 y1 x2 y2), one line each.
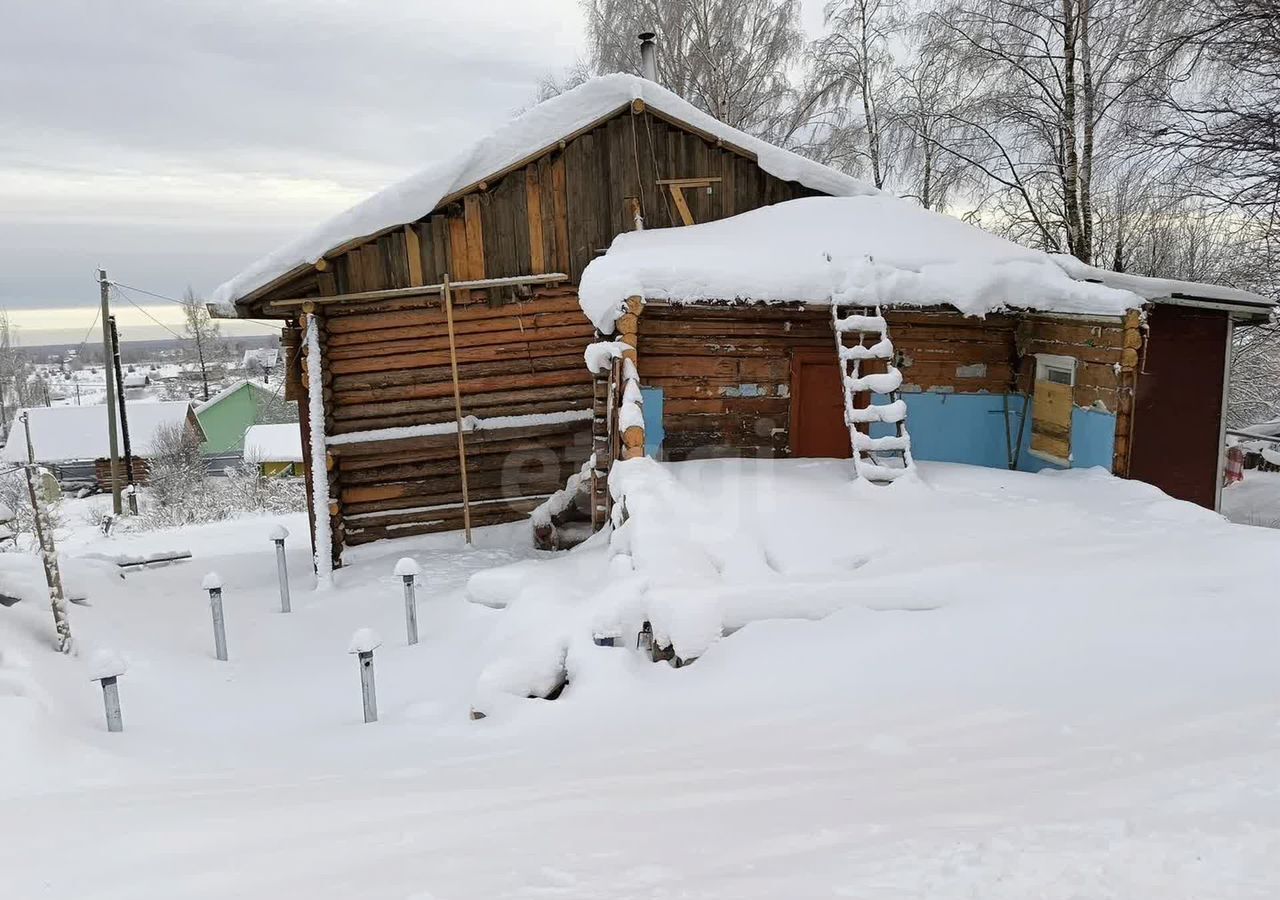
195 379 288 454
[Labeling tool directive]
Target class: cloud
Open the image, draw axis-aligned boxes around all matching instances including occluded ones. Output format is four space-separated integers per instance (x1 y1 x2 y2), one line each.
0 0 586 310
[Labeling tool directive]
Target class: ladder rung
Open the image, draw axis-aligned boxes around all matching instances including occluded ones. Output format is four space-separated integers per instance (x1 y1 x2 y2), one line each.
835 314 887 334
857 460 914 482
846 400 907 424
844 368 903 394
853 433 911 452
840 338 893 361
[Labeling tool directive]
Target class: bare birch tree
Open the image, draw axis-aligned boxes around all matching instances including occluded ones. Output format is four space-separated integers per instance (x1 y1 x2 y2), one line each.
181 287 220 402
579 0 807 139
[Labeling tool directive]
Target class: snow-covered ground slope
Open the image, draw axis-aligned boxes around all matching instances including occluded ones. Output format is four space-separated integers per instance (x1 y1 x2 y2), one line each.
2 462 1278 898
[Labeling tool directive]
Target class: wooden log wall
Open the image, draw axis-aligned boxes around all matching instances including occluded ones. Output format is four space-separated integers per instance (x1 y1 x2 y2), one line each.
1014 312 1136 473
1013 315 1132 412
637 304 1031 460
314 287 595 545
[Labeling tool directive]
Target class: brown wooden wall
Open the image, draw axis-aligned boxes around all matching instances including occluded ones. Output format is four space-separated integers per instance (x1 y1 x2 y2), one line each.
635 304 1036 460
307 287 594 547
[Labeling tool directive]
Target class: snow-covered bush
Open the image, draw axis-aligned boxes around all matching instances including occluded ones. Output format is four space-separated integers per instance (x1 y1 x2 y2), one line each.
139 425 303 529
221 454 304 517
142 422 208 526
0 470 61 550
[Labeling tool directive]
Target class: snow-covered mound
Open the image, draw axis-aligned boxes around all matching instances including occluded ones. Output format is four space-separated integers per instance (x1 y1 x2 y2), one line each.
213 74 874 305
578 195 1141 331
466 457 1280 707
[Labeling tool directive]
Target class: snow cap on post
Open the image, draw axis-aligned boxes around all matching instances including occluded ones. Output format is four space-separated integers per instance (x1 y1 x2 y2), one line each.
348 627 382 654
269 525 289 541
393 557 421 578
88 649 126 681
201 571 223 591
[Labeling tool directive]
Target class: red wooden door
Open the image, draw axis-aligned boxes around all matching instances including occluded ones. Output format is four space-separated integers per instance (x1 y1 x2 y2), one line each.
790 352 852 458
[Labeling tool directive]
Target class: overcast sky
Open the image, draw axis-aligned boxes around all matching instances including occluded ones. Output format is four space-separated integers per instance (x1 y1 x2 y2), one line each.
0 0 826 344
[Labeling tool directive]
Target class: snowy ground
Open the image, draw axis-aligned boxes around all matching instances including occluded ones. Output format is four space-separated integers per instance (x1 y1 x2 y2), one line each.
1223 469 1280 528
2 461 1278 898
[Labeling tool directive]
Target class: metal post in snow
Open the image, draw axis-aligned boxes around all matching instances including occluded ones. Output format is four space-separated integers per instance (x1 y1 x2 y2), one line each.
348 628 381 723
394 557 421 645
203 572 227 661
89 650 126 733
271 525 291 613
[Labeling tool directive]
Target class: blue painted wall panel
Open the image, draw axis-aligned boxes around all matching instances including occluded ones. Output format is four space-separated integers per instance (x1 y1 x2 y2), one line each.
868 391 1116 472
640 387 664 457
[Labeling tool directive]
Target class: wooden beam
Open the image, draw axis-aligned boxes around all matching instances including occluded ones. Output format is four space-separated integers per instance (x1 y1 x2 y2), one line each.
403 225 424 287
669 185 695 226
656 177 723 186
264 273 568 310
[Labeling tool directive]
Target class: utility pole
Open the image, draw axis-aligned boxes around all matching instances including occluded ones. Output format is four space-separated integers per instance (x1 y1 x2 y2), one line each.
98 269 122 514
109 317 138 515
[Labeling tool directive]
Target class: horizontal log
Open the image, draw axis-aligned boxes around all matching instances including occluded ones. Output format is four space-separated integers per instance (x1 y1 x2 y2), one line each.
332 384 592 421
326 309 591 350
325 294 582 333
327 327 591 373
330 397 593 435
327 419 592 458
344 500 543 544
334 369 589 406
337 432 589 471
330 352 585 392
344 470 575 513
342 443 584 485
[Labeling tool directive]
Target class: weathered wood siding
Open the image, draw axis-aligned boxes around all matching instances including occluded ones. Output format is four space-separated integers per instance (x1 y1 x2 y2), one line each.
636 304 1027 460
310 287 593 546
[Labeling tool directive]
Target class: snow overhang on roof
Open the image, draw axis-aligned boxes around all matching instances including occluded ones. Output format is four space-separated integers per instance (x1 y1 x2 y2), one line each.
577 195 1148 332
213 74 875 309
1051 255 1274 319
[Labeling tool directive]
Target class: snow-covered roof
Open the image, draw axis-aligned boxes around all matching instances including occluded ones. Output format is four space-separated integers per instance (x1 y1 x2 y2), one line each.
243 423 303 462
213 74 874 306
1052 256 1272 310
578 195 1144 330
195 379 269 413
242 348 280 368
0 402 200 463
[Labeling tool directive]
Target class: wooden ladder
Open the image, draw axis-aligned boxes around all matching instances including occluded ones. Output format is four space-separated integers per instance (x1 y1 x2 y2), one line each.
831 305 915 483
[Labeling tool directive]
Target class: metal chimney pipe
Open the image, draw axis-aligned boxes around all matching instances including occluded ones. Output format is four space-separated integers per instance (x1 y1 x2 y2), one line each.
638 31 657 82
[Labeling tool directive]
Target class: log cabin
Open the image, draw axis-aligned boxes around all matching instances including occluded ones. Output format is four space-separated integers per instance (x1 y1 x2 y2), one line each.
210 74 871 565
212 71 1272 564
573 193 1274 546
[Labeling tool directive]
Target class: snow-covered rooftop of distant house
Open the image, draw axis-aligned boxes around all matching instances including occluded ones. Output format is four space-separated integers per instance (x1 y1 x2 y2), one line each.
242 348 280 368
195 379 261 413
578 195 1149 331
243 423 303 463
0 402 199 463
212 74 875 306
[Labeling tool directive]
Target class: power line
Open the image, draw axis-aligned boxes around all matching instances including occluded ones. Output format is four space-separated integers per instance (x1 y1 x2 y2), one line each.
111 281 284 333
111 287 184 341
109 281 185 305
